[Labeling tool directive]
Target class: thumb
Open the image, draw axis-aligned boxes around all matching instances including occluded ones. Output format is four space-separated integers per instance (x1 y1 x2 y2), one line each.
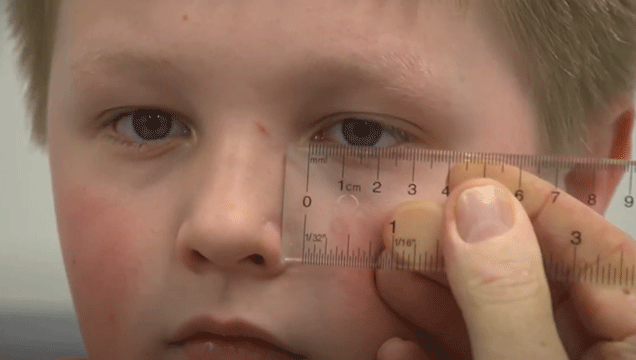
376 338 434 360
442 180 568 360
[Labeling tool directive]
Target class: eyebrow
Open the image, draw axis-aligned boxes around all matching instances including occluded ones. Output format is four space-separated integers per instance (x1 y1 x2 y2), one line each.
70 49 189 92
70 47 457 115
71 50 182 77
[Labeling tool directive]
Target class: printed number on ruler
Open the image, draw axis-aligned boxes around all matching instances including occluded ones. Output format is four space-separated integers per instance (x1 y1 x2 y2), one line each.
280 143 636 290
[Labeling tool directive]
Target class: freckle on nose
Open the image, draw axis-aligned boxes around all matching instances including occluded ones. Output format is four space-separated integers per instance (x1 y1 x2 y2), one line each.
255 121 269 137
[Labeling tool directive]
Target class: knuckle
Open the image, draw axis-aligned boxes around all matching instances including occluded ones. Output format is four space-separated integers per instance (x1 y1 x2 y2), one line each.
582 340 636 360
467 260 548 305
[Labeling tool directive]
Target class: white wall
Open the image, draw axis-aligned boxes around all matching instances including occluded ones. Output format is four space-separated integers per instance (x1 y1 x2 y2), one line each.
1 1 75 315
2 2 636 318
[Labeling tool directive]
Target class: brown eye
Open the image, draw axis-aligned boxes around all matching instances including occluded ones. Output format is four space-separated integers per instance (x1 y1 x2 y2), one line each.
112 109 190 144
314 118 410 147
130 109 174 141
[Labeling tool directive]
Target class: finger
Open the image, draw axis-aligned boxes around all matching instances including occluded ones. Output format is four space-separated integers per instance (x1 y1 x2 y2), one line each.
378 193 564 358
571 283 636 339
376 338 434 360
375 255 472 359
448 162 636 292
442 180 568 359
377 200 471 359
580 334 636 360
448 162 636 342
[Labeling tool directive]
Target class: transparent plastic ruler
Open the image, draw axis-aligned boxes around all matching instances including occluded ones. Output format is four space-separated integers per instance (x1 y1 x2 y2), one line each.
281 143 636 289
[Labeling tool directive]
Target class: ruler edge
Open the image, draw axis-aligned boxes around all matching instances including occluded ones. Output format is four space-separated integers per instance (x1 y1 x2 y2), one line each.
282 143 636 289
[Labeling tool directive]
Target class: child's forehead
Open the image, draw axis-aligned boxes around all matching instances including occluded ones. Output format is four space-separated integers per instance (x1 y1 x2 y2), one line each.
52 0 510 140
56 0 473 43
58 0 476 91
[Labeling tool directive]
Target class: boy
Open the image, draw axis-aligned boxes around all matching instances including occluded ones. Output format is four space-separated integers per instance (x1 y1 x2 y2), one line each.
5 0 636 359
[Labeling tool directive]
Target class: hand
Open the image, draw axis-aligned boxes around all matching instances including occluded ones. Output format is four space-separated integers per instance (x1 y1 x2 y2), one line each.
375 162 636 360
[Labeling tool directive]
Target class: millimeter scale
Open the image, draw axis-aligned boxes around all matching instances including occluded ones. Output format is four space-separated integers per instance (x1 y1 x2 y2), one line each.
280 143 636 290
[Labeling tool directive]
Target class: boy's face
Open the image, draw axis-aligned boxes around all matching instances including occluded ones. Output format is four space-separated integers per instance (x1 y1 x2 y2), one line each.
47 0 540 359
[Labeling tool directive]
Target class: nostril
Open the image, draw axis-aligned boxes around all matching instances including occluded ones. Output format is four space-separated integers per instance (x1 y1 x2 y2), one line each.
248 254 265 265
192 250 206 262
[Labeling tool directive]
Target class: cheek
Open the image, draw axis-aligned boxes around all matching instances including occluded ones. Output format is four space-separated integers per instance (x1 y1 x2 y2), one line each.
55 182 144 351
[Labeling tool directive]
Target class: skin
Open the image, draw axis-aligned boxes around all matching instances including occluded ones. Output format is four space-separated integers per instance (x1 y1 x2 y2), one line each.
377 158 636 359
46 0 633 359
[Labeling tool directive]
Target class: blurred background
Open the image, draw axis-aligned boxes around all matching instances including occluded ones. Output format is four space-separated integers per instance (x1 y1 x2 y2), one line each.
2 2 636 360
1 2 87 359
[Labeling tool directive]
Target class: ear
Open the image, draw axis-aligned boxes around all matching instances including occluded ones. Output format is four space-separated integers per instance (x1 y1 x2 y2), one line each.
563 95 634 215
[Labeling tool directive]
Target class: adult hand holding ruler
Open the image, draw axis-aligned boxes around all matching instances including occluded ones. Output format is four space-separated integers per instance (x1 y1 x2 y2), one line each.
280 143 636 291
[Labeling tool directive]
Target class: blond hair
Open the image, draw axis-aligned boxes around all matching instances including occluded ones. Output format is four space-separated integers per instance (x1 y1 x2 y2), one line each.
4 0 636 156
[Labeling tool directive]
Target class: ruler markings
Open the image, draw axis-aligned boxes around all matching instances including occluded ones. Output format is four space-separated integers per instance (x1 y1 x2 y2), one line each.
631 164 634 195
603 266 606 285
302 215 307 263
436 239 440 269
413 243 417 272
305 147 311 192
341 154 345 179
324 235 328 263
412 157 415 183
621 251 624 285
572 247 577 283
614 267 617 285
347 235 350 268
334 246 337 267
424 251 427 271
294 144 636 287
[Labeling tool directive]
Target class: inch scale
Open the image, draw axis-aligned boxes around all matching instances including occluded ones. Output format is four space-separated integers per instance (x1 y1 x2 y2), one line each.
280 143 636 289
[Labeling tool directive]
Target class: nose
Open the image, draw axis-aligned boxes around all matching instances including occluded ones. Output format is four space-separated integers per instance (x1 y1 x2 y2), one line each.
176 134 286 277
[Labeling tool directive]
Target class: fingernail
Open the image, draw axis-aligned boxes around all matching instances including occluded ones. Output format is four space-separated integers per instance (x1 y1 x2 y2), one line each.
455 185 515 243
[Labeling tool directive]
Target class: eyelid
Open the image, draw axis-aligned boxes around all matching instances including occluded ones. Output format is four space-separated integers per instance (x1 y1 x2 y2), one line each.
102 108 191 151
101 106 194 139
101 108 427 151
309 112 427 142
100 107 191 128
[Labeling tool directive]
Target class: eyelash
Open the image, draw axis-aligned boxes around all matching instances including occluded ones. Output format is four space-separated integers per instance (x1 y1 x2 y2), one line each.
103 109 414 152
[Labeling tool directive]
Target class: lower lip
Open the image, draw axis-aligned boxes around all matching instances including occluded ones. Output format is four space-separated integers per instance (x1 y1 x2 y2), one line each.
180 338 299 360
